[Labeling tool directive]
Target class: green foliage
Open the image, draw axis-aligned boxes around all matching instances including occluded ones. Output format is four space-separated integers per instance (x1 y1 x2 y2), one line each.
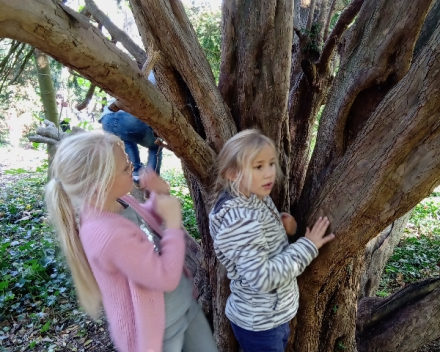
337 341 347 350
408 198 440 236
0 40 41 137
67 75 91 102
0 113 8 146
329 12 341 32
77 120 95 131
0 164 199 349
161 169 199 240
378 194 440 296
185 5 222 82
0 171 75 323
4 168 28 175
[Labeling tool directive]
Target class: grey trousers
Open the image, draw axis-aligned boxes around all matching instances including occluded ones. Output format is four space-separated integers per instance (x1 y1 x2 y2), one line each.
162 299 218 352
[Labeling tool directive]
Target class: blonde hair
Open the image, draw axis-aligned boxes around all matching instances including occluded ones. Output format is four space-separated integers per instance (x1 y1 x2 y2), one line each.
211 129 282 204
45 131 122 318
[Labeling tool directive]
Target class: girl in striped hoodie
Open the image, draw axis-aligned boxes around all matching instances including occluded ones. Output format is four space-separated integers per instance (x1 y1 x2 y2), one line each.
209 129 335 352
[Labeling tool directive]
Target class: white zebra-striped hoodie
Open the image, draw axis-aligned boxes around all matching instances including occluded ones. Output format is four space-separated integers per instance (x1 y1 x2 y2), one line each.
209 191 319 331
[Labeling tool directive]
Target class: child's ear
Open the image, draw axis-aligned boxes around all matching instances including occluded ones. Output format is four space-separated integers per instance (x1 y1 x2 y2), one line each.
225 170 238 181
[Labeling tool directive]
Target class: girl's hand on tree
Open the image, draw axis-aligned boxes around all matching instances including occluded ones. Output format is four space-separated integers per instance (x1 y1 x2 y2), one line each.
280 212 297 235
139 167 170 195
305 217 335 249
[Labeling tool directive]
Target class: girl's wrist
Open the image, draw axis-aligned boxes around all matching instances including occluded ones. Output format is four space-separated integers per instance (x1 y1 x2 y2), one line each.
165 219 182 229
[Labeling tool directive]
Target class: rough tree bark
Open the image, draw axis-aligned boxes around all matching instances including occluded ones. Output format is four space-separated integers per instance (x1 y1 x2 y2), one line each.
357 278 440 352
1 0 440 351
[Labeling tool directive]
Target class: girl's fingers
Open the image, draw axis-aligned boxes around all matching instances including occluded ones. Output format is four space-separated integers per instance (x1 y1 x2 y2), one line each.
321 233 335 245
313 217 329 233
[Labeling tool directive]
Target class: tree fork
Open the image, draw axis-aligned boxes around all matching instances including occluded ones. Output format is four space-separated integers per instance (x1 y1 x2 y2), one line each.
287 0 363 207
130 0 236 152
297 0 434 227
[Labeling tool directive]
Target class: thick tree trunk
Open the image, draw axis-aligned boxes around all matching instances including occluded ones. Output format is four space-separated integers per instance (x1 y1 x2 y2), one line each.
181 166 213 317
182 165 239 352
219 0 294 209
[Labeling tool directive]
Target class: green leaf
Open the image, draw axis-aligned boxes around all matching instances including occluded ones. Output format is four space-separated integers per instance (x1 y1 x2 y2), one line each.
40 320 51 333
29 341 37 348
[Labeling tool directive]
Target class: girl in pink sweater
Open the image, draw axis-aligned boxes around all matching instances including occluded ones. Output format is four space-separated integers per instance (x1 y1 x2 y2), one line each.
45 131 217 352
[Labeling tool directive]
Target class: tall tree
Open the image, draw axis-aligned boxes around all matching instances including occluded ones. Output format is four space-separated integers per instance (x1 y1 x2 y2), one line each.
1 0 439 351
33 48 59 161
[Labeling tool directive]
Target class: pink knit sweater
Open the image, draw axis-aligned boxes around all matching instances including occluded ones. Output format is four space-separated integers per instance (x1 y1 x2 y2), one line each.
80 194 186 352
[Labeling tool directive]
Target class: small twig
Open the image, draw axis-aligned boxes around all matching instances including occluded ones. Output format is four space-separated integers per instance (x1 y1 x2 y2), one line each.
323 0 337 42
9 47 35 85
306 0 318 32
141 42 160 80
75 83 97 111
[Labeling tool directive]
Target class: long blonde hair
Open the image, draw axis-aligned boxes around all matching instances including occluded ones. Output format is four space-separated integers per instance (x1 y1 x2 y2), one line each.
45 131 121 318
211 129 282 205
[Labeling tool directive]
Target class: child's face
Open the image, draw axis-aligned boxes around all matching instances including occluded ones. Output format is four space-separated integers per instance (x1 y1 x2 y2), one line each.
239 144 277 200
107 144 134 200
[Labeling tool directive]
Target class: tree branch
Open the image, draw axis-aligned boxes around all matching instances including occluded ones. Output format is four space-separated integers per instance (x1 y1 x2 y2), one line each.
413 0 440 60
299 0 434 226
0 0 216 189
307 19 440 279
323 0 337 42
306 0 317 32
84 0 147 65
129 0 206 137
317 0 364 73
0 40 23 92
9 46 35 85
357 278 440 352
359 211 411 299
129 0 236 152
75 83 96 111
